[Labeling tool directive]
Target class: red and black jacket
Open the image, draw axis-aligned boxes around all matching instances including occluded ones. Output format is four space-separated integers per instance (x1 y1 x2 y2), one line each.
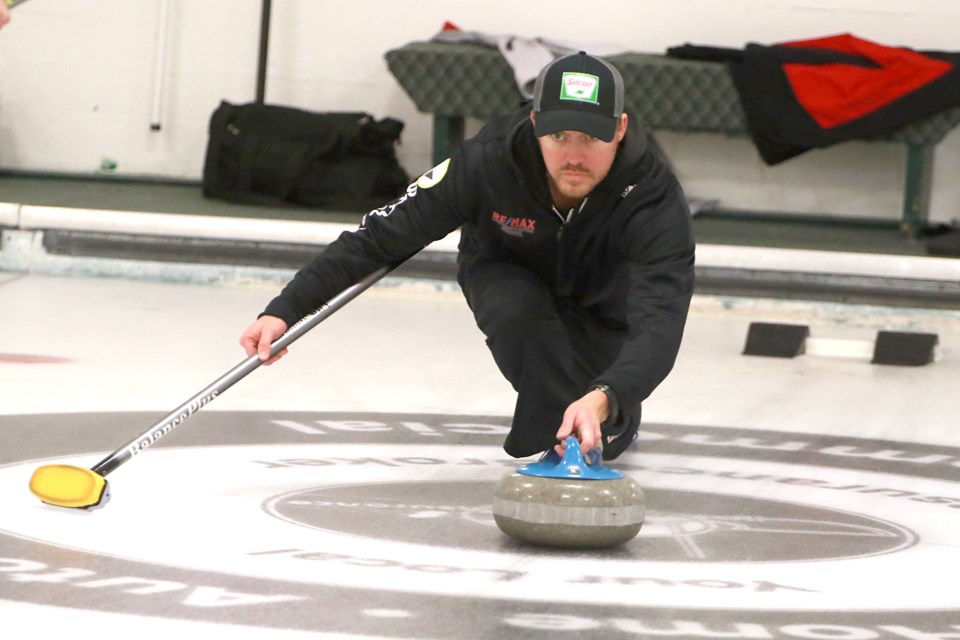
670 34 960 164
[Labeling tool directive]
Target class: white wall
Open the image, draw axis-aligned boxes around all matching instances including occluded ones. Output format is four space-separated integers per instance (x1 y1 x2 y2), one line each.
1 0 958 222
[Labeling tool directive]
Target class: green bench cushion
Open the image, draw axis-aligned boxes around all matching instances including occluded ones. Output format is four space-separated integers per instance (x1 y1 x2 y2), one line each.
385 41 960 144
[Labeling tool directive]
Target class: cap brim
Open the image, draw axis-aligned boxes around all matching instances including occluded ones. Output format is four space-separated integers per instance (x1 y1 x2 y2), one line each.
534 110 618 143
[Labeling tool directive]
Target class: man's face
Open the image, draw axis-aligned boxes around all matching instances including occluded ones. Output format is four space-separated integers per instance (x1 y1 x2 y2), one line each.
531 113 628 207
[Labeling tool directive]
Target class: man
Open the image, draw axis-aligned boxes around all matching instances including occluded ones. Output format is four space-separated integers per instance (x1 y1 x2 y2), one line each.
241 52 695 461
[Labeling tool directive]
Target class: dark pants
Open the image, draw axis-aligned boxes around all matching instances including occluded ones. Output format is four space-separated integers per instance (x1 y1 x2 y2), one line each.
459 259 640 459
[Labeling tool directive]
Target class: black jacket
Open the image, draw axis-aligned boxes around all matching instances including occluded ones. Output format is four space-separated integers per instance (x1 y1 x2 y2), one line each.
264 108 695 412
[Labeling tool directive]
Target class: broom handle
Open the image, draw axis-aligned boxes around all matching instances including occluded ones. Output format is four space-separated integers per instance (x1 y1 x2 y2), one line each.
91 265 394 477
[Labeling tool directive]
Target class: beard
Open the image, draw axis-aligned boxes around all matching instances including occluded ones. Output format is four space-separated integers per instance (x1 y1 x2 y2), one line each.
552 165 597 197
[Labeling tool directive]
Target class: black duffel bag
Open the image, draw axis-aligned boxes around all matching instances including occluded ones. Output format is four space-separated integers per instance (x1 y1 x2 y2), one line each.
202 101 410 210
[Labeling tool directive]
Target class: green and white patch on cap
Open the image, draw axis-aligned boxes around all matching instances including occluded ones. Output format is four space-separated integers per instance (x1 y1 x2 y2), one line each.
559 72 600 104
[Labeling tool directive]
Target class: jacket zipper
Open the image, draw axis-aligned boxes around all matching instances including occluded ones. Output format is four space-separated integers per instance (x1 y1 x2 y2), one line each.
552 198 588 287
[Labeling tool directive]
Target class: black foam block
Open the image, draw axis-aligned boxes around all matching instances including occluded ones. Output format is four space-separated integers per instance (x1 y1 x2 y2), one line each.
871 331 938 366
743 322 810 358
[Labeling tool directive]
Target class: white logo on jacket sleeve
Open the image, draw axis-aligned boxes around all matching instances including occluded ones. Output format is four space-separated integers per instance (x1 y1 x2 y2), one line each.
361 158 450 229
416 159 451 189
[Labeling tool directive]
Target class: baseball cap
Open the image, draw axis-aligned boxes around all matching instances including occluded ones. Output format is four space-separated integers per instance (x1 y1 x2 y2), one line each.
532 51 624 143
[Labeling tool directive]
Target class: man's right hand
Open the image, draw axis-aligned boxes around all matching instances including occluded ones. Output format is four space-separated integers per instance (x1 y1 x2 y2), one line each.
240 315 289 365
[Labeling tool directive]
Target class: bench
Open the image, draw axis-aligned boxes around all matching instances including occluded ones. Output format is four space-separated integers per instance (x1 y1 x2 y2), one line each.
385 42 960 238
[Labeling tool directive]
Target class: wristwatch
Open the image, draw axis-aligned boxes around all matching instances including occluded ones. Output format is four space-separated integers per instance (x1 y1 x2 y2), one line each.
590 383 619 423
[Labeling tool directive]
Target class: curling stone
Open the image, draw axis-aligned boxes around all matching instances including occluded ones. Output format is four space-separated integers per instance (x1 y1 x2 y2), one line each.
493 437 645 549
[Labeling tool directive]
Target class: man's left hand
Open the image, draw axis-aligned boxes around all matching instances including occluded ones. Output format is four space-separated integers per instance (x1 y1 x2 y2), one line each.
554 388 610 456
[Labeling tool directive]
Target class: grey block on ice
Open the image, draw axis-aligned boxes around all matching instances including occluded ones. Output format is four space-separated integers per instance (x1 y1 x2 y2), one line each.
493 472 645 548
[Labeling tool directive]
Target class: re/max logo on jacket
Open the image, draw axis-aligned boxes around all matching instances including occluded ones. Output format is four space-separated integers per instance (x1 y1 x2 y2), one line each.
491 211 536 237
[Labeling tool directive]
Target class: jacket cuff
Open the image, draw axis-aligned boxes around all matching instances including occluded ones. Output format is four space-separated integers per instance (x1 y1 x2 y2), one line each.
590 383 620 424
261 297 302 328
